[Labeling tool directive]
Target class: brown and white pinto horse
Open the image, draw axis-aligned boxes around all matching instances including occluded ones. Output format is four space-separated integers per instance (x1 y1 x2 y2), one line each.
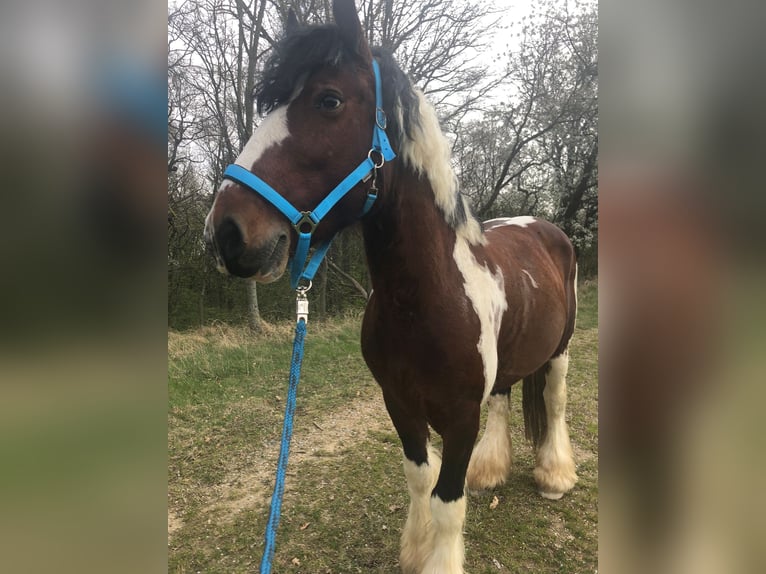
204 1 578 571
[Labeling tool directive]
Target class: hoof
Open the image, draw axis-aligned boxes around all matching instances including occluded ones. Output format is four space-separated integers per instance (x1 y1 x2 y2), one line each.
466 458 509 491
533 463 577 500
539 490 565 500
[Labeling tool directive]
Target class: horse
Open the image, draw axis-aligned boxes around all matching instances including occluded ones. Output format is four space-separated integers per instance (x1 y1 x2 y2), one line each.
204 1 578 571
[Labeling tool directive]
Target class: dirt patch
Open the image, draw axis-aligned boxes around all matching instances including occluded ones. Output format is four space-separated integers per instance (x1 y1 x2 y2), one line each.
168 508 184 537
549 514 576 550
291 391 392 461
168 391 392 538
573 443 596 464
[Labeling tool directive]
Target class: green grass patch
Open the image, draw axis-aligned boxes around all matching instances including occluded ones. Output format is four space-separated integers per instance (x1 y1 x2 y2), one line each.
576 279 598 331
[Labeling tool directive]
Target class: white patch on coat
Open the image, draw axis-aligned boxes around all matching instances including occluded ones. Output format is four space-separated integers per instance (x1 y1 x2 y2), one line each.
453 238 508 402
203 205 226 274
574 262 579 307
423 495 467 574
400 445 441 573
203 207 214 244
521 269 539 289
218 179 236 191
484 215 538 229
400 89 483 245
234 106 290 169
205 179 236 224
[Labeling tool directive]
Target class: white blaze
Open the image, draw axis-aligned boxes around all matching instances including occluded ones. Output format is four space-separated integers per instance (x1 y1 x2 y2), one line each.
234 106 290 169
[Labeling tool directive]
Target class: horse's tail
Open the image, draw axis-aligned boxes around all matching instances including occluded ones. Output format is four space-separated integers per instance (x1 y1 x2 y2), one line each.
522 362 549 448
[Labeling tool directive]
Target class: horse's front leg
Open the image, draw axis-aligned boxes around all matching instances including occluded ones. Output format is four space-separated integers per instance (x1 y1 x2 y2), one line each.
402 442 441 574
422 402 480 574
382 390 439 574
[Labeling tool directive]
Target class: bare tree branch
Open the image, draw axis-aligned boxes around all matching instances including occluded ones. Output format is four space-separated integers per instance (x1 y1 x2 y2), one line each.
327 258 369 300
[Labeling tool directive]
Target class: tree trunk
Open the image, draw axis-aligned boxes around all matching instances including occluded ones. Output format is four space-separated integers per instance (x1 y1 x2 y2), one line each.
199 276 206 326
246 280 262 333
317 258 328 320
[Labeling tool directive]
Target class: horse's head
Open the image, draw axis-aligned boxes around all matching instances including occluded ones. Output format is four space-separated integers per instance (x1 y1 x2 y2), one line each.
204 0 380 282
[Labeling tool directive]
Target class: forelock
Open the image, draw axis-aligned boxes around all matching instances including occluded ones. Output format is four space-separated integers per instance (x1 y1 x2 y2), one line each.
253 30 420 156
255 26 350 114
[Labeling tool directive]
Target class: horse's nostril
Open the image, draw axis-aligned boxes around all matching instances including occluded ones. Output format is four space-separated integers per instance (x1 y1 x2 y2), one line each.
216 217 245 263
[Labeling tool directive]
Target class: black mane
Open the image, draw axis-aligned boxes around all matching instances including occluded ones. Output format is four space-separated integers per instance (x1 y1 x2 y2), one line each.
256 25 345 114
254 24 419 152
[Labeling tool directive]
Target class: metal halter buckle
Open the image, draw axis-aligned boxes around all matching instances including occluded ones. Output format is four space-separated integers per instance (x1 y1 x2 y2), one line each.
375 107 387 130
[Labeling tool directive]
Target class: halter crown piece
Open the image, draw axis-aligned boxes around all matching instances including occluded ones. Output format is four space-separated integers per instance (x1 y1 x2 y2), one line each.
222 59 396 289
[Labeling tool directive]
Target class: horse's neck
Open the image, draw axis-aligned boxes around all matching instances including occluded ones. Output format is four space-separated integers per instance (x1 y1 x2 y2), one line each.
361 167 460 295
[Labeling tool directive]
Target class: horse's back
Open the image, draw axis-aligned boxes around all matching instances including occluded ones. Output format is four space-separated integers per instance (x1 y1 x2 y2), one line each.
483 217 575 277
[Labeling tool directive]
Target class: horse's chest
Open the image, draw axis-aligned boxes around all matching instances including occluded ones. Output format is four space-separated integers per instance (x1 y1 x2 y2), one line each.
361 291 487 394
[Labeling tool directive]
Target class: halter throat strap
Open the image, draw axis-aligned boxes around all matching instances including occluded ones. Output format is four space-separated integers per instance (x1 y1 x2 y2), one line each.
223 59 396 289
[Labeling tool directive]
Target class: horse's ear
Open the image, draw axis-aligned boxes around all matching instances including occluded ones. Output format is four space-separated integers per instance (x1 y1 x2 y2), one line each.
286 7 300 35
332 0 372 64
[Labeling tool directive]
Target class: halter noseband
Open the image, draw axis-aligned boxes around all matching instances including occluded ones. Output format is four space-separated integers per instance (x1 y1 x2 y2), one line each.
222 59 396 289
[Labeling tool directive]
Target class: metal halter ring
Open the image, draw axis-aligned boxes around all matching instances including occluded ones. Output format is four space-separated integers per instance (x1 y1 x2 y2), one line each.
294 212 318 235
367 149 385 169
296 280 313 295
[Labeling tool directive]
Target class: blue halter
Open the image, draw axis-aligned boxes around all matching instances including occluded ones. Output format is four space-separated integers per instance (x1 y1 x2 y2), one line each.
222 59 396 289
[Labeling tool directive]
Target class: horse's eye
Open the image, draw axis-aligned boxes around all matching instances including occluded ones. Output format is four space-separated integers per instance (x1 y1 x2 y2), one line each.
318 94 343 111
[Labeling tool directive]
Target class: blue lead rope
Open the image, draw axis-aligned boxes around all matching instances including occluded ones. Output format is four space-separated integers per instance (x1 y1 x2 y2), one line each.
260 316 307 574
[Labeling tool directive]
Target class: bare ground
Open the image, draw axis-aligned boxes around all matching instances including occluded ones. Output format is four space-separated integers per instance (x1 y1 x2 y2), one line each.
169 389 392 538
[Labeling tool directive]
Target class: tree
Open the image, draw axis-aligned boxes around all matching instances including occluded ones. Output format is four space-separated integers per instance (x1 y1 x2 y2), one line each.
169 0 272 332
359 0 501 120
453 0 597 259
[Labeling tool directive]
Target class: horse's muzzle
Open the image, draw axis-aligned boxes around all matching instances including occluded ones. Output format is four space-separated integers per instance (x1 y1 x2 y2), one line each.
209 217 288 282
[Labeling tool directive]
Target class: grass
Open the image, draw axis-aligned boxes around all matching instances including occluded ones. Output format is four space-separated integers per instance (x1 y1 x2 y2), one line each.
168 282 598 573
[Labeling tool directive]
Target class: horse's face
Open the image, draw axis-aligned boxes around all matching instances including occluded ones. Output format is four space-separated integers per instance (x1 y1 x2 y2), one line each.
205 0 375 282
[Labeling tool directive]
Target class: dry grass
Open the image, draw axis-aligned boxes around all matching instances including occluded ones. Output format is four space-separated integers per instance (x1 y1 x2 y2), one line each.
169 323 283 360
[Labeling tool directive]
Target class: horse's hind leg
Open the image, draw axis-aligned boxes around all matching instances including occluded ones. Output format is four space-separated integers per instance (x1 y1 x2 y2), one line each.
382 390 440 574
534 350 578 499
466 389 512 490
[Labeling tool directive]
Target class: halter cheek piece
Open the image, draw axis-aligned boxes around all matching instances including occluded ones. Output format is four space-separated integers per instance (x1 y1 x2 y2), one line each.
222 59 396 289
